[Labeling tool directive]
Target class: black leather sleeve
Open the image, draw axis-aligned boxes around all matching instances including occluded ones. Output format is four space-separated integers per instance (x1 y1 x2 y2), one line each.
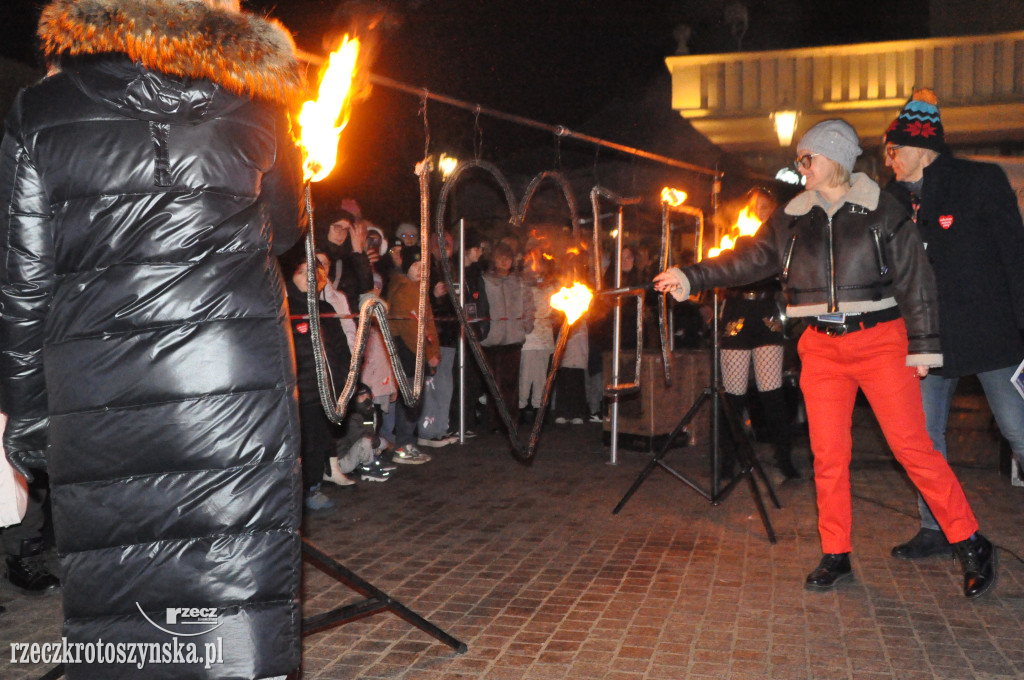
882 195 942 357
684 214 785 294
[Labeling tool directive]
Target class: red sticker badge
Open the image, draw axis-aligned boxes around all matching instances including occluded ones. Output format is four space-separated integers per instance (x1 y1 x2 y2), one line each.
296 322 309 334
938 215 954 230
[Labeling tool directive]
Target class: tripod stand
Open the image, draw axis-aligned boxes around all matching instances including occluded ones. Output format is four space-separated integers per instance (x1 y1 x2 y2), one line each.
301 539 468 651
612 289 781 543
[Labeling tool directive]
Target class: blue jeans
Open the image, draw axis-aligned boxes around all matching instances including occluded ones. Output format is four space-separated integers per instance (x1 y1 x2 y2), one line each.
418 347 456 439
918 365 1024 530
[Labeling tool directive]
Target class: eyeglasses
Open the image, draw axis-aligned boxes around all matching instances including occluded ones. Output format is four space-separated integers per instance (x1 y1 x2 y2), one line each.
794 153 820 170
884 144 904 159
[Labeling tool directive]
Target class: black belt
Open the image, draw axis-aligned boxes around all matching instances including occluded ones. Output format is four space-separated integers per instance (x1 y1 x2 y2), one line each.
807 306 901 337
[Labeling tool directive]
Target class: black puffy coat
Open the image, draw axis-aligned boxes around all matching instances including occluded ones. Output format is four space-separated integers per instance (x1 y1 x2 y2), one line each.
0 1 305 678
887 154 1024 377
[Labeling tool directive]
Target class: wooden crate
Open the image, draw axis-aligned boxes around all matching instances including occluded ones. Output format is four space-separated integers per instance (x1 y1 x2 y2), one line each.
602 350 711 450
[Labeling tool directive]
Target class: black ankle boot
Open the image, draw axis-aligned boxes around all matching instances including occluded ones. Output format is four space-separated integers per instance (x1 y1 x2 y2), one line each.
891 527 952 559
953 533 997 598
5 537 59 597
805 553 853 590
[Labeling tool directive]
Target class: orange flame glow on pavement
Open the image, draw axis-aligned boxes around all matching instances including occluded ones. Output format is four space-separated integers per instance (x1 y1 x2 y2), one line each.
550 282 593 325
708 205 762 258
299 36 361 182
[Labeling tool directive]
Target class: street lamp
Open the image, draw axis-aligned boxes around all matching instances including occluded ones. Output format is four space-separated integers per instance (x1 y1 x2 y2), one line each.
439 153 458 179
771 108 798 148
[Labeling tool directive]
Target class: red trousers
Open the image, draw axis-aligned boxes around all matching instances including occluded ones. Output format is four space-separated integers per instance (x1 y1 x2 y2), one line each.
798 319 978 554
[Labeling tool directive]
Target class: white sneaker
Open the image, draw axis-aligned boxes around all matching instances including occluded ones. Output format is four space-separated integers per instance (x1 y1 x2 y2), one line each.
323 458 356 486
394 445 432 464
417 434 458 448
588 413 603 423
571 417 585 425
554 417 567 424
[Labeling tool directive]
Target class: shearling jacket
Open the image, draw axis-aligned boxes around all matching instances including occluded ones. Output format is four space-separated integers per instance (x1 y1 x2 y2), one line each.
673 174 942 365
887 154 1024 377
0 1 305 678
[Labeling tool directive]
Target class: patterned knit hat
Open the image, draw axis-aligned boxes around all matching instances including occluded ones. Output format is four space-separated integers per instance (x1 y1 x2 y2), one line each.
885 89 945 151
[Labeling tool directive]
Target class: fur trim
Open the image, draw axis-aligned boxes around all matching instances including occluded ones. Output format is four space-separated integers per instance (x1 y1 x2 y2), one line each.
784 172 880 217
38 0 303 105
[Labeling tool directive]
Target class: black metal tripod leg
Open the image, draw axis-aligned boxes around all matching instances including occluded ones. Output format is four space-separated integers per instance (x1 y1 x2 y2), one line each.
717 389 781 506
746 451 782 508
714 389 779 542
302 539 468 653
612 389 711 514
744 471 778 543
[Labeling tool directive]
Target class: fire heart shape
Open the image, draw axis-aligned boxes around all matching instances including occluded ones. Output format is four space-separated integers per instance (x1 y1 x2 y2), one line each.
939 215 954 229
550 283 593 325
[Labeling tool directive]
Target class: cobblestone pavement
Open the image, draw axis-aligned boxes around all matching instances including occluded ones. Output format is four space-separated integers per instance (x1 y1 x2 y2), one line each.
3 387 1023 680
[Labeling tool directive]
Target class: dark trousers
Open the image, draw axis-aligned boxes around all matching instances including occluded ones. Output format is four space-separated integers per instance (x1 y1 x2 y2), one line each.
483 343 522 428
299 400 333 491
554 367 587 419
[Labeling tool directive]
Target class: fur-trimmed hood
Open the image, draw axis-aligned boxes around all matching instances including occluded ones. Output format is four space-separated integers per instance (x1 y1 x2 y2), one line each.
38 0 303 105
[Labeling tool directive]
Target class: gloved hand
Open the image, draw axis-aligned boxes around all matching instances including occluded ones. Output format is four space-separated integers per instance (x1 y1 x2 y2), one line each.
4 416 49 483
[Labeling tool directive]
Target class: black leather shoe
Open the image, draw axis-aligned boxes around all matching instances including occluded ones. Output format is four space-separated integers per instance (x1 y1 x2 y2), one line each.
5 538 59 597
805 553 852 590
891 527 952 559
953 533 997 599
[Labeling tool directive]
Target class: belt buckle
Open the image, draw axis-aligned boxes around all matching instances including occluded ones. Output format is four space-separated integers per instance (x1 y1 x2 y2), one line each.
824 324 847 337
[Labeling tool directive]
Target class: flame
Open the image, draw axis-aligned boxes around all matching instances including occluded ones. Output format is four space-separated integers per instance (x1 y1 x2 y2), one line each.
299 36 361 182
708 204 762 258
542 253 554 260
550 282 593 325
661 187 688 207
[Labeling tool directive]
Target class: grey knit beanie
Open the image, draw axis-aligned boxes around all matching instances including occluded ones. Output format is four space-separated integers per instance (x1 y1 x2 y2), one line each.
797 119 862 173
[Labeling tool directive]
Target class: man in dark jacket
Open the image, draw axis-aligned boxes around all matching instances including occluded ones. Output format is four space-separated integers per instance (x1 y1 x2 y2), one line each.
884 89 1024 560
0 1 305 678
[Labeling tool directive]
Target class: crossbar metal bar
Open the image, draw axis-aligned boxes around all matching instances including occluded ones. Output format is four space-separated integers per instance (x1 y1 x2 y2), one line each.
295 50 719 178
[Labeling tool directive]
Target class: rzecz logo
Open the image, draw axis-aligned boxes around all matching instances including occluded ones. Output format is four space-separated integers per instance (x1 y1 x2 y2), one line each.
137 603 223 637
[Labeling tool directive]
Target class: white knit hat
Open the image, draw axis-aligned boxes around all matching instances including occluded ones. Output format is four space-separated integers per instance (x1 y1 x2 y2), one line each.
797 119 862 173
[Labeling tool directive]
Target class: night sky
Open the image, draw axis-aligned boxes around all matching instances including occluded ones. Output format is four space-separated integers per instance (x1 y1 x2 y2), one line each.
1 0 925 226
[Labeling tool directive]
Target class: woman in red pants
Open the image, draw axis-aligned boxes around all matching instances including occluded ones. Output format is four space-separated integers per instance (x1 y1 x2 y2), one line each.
654 119 996 598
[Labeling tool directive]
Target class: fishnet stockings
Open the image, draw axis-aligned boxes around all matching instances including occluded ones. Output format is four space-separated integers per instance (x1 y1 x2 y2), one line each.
721 345 784 394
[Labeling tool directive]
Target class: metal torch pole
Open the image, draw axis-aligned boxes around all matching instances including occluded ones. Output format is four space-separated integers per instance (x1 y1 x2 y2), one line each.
458 218 466 444
609 206 625 465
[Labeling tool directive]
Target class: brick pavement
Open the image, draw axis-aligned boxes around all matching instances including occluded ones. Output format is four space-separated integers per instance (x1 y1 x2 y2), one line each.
2 389 1023 680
